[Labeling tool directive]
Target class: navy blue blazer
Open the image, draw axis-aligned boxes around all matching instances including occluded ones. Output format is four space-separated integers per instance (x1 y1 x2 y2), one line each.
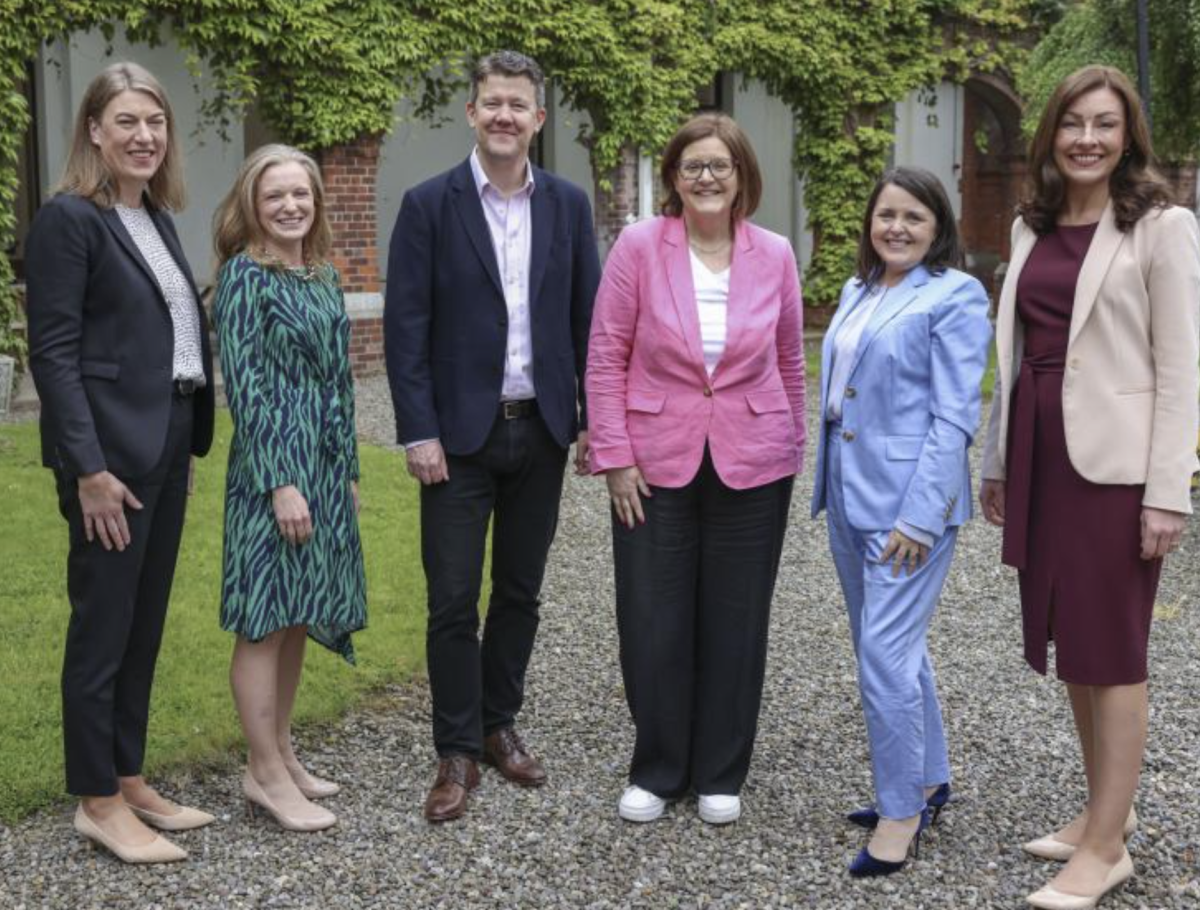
25 193 215 478
384 158 600 454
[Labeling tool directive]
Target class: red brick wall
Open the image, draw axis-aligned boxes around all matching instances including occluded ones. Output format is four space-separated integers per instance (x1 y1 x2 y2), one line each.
594 145 639 256
318 135 382 294
348 311 384 376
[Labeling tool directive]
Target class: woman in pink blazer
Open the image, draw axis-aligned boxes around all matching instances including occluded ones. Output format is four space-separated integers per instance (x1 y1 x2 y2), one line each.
587 113 805 826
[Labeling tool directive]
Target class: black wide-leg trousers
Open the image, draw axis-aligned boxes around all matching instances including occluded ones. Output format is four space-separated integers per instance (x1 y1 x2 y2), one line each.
420 410 567 758
613 451 793 797
56 393 194 796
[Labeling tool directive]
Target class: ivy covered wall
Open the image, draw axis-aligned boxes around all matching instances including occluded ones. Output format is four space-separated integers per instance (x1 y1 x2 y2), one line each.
0 0 1039 362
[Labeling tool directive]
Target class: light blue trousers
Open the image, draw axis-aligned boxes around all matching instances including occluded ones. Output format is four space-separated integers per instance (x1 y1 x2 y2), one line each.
824 430 954 819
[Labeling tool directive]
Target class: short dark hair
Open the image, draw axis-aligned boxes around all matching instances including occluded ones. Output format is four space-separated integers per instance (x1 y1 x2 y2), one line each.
470 51 546 108
855 167 963 286
659 113 762 222
1019 64 1171 235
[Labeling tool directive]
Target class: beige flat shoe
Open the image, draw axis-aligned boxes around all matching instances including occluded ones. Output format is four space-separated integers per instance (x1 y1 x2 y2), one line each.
74 805 188 864
1025 849 1133 909
129 803 216 832
1023 807 1138 862
243 772 337 832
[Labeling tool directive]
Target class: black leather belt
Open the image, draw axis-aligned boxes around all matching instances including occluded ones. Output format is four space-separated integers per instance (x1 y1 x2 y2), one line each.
500 399 536 420
173 378 200 397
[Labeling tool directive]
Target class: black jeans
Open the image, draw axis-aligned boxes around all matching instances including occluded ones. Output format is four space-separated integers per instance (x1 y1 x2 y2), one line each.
57 392 194 796
420 409 568 757
613 450 793 797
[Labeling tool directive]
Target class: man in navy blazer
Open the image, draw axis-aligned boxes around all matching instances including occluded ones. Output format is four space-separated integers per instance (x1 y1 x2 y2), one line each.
384 50 600 822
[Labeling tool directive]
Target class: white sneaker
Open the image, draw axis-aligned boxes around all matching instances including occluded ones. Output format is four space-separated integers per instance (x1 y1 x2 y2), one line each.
698 794 741 825
618 785 666 822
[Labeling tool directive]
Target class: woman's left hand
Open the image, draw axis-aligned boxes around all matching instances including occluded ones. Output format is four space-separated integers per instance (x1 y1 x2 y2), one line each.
1140 506 1185 560
351 480 361 515
880 528 930 577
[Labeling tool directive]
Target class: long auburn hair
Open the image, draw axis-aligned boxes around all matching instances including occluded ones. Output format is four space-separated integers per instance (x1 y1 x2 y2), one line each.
56 61 185 210
1019 64 1172 234
212 144 333 270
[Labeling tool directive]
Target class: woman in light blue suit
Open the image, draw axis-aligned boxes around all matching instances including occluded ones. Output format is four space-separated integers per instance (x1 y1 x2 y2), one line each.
811 167 992 877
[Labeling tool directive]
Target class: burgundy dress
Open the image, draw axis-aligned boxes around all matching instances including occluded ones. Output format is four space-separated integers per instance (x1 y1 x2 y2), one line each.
1001 223 1161 685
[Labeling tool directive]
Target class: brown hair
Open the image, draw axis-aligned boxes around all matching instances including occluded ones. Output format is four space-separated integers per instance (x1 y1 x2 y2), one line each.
855 167 963 287
1019 64 1172 234
56 61 185 210
212 144 333 270
660 113 762 222
470 50 546 108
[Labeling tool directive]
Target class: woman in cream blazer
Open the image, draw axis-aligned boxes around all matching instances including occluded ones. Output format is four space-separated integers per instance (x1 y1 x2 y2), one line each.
979 65 1199 910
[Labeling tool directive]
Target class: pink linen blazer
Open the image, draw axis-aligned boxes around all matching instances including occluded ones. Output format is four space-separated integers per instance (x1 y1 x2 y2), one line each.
586 215 805 490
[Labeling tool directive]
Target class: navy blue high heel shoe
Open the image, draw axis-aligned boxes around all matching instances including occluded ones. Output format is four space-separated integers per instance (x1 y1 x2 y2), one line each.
847 782 950 830
848 807 930 878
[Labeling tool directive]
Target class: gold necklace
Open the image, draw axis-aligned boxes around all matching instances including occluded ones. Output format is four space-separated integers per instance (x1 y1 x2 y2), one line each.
253 246 321 281
688 237 731 256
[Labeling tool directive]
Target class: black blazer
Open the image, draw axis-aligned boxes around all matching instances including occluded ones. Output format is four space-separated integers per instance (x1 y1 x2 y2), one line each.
25 193 215 478
384 159 600 454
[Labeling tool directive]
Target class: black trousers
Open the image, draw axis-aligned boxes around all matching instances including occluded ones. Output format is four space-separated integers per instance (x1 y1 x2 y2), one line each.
56 392 194 796
613 451 793 797
421 409 568 757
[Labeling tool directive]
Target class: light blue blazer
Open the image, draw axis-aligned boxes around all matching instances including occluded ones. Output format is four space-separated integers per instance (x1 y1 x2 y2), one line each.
810 265 992 538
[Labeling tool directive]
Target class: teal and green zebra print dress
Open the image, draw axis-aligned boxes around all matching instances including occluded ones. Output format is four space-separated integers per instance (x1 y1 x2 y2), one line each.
214 253 366 663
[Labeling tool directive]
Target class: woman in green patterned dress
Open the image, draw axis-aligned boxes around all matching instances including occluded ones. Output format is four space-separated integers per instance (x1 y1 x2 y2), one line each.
212 144 366 832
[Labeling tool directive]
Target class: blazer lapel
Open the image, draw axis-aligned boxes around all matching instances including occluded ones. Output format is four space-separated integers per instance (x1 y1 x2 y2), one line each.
1069 201 1124 347
100 206 161 297
662 218 707 375
711 220 756 382
527 168 555 309
845 265 929 381
448 160 505 299
996 219 1037 394
821 281 867 409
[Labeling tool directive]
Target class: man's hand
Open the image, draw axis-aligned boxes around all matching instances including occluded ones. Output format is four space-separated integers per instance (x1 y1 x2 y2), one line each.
406 440 449 485
880 528 930 577
979 479 1006 527
606 466 651 529
272 485 313 546
78 471 143 551
573 431 590 476
1140 506 1185 560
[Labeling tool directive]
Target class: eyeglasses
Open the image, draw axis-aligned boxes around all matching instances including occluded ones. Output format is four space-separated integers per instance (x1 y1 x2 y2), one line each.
678 157 736 181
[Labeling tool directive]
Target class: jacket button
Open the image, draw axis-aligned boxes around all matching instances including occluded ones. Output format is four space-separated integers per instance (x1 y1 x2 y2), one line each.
845 387 856 399
703 387 712 397
1069 357 1080 369
842 430 855 442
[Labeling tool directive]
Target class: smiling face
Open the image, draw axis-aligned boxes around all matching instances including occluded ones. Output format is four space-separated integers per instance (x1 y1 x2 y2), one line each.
1053 86 1128 196
88 89 167 204
672 135 740 225
869 183 937 285
255 161 315 263
466 74 545 167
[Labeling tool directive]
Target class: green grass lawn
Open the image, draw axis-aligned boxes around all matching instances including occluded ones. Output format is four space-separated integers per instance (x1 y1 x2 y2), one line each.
0 411 428 822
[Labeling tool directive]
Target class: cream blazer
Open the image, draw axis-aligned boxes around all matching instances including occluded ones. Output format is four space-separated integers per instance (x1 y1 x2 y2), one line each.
981 203 1200 514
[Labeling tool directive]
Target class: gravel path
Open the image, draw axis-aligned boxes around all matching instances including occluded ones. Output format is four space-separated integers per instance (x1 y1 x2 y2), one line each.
2 374 1198 909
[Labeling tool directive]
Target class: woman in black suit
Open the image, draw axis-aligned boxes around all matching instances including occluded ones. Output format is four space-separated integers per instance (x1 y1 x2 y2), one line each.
26 62 216 863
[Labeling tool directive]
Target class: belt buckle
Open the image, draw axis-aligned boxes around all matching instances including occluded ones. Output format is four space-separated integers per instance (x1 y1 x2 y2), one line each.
502 400 520 420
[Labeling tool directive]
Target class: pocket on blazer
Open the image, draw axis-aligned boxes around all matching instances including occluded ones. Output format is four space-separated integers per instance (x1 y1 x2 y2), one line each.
626 389 666 414
79 359 120 381
745 389 789 414
884 435 924 461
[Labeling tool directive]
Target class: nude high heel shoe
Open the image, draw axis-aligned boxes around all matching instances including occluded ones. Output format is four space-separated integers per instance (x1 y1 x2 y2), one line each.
287 766 341 800
1023 807 1138 862
1025 848 1134 909
129 803 216 831
73 805 188 864
242 772 337 832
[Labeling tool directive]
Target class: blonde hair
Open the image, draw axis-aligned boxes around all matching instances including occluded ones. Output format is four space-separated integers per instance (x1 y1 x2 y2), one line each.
213 144 333 270
56 61 185 210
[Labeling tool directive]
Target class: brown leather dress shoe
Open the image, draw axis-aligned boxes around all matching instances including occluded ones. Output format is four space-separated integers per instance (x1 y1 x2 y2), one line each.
483 727 546 787
423 756 480 823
